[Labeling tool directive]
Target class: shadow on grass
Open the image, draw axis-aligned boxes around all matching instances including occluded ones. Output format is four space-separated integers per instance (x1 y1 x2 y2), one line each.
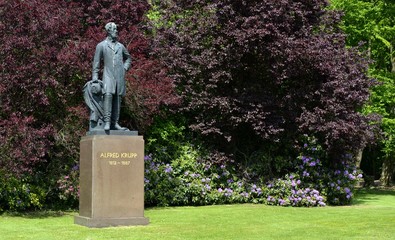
353 188 395 205
1 210 74 219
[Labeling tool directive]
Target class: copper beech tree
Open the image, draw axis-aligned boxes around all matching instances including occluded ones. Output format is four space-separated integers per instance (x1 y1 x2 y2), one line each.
0 0 177 183
152 0 378 165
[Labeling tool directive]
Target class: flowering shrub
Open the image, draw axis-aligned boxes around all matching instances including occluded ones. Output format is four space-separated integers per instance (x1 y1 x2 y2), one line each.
144 145 266 207
56 165 80 208
324 160 363 205
144 140 362 207
265 174 326 207
265 142 362 206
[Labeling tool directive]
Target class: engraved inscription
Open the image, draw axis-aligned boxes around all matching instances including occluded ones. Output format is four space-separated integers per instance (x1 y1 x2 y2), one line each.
108 160 131 166
99 152 138 159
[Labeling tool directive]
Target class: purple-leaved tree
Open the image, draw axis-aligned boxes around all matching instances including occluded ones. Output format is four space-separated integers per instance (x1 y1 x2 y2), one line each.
0 0 178 209
152 0 377 165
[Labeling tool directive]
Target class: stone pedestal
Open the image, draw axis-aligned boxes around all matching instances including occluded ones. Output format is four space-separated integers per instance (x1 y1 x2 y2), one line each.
74 133 149 228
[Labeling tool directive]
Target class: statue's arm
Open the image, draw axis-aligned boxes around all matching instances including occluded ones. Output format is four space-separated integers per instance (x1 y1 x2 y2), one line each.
92 43 102 80
123 45 132 71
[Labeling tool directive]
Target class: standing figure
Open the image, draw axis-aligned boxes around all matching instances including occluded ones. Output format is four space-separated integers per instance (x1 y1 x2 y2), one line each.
92 22 131 131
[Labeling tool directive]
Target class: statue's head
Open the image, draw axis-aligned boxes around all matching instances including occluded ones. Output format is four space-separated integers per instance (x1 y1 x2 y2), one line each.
105 22 118 42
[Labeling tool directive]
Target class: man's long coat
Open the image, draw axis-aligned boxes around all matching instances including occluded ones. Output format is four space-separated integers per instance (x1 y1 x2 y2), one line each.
92 39 131 96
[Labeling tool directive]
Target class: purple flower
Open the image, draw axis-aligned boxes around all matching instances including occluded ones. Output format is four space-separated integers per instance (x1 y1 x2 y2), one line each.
318 201 326 206
204 164 210 171
218 188 223 193
240 192 249 197
225 188 233 193
309 161 316 167
164 164 173 173
224 188 233 197
302 156 309 163
344 187 351 194
227 179 234 183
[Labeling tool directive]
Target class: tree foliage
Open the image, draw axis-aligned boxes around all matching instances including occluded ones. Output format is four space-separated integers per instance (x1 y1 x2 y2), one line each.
330 0 395 185
0 0 177 210
152 0 377 164
330 0 395 72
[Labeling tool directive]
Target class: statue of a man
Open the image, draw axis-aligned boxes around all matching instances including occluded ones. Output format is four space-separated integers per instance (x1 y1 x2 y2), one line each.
92 22 131 131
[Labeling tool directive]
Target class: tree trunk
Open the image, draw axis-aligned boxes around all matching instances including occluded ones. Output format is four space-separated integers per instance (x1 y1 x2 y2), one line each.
391 45 395 73
355 148 364 169
380 155 394 186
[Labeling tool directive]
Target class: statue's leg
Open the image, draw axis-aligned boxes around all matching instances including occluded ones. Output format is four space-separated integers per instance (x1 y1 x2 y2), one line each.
111 94 125 130
103 93 112 130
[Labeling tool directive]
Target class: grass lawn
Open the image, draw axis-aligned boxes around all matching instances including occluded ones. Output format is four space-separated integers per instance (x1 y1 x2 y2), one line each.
0 189 394 240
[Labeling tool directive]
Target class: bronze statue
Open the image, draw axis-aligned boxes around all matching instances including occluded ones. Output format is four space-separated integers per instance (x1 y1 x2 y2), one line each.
85 22 132 131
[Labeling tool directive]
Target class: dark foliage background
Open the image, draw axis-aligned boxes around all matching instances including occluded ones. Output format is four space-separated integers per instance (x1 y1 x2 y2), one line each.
152 0 378 171
0 0 177 210
0 0 383 210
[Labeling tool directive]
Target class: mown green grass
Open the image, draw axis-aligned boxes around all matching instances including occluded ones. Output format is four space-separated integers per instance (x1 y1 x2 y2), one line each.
1 189 394 240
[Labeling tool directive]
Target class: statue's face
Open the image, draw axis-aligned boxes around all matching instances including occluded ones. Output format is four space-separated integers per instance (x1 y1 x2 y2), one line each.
108 26 118 41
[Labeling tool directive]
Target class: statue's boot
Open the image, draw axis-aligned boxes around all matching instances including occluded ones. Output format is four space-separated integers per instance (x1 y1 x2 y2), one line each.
111 95 128 131
103 93 112 131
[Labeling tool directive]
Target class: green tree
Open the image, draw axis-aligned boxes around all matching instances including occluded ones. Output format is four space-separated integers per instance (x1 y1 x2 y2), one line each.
330 0 395 185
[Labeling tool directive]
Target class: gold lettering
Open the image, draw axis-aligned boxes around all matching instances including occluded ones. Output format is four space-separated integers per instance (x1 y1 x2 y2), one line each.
100 152 138 159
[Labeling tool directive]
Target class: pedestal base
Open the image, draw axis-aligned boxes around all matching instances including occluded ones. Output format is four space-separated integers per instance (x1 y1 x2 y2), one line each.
74 216 149 228
75 134 149 228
